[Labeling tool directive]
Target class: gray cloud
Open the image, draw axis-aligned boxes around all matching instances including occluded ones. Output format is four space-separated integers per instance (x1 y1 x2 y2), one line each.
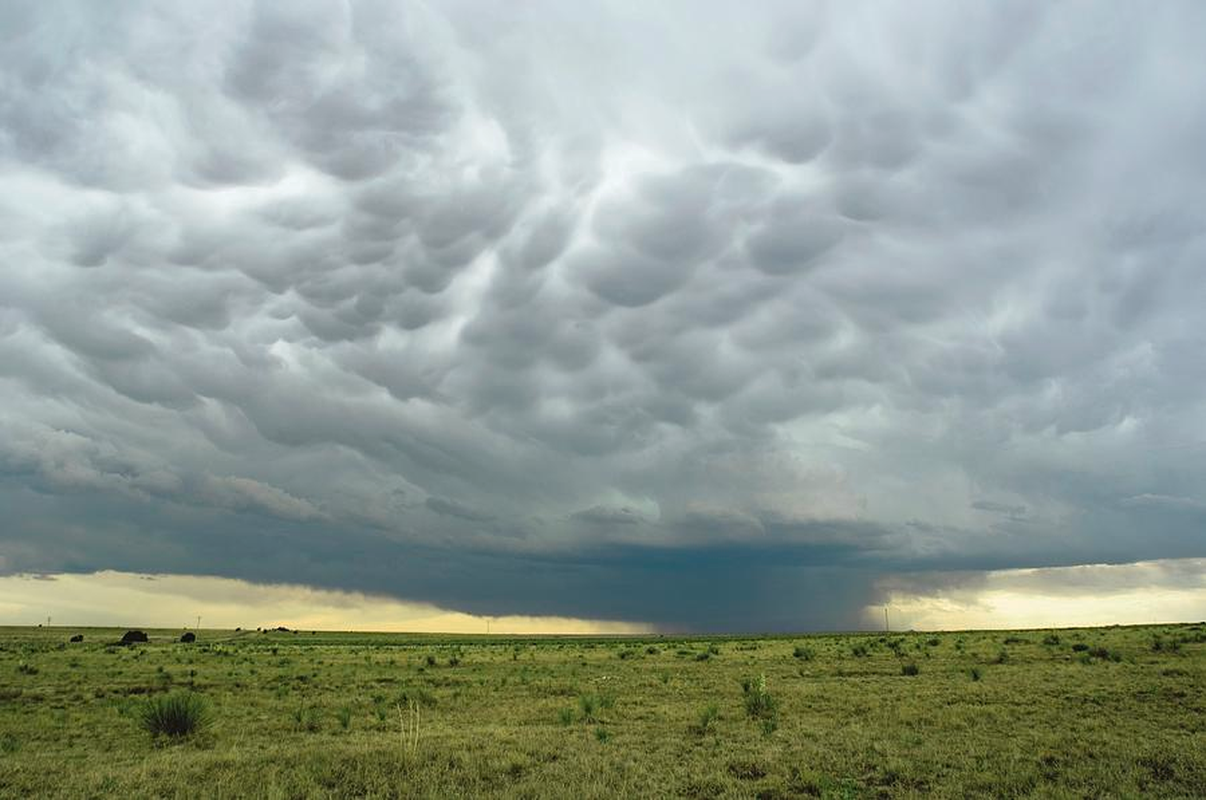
1 0 1205 630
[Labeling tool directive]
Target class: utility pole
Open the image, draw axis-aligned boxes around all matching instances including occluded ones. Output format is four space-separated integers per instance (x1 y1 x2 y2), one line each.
196 615 201 631
884 606 890 632
47 615 51 628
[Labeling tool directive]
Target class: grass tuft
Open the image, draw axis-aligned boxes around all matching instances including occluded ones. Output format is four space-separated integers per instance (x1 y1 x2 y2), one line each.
692 703 720 736
138 691 212 740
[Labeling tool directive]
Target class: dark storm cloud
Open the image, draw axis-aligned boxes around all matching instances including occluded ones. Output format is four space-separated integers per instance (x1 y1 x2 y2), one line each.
2 0 1205 630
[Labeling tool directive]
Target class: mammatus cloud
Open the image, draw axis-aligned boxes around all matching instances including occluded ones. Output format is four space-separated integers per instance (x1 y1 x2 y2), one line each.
1 1 1205 630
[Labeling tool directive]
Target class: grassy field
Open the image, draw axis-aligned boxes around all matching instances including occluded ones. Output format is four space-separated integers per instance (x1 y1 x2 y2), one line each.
0 622 1203 798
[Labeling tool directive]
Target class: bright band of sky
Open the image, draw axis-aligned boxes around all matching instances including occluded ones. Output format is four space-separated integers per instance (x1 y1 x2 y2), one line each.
1 559 1201 634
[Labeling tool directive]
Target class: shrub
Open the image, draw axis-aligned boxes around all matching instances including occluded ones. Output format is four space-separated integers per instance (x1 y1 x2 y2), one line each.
1089 647 1121 662
969 666 982 682
425 655 437 667
694 651 711 662
139 692 212 739
851 644 869 658
557 707 574 726
447 655 461 667
741 674 778 722
926 638 940 647
901 662 920 676
645 646 660 655
793 645 815 661
708 644 721 656
1042 634 1061 646
336 705 352 730
594 726 611 743
1152 637 1181 654
16 662 37 675
1071 643 1089 652
993 649 1009 665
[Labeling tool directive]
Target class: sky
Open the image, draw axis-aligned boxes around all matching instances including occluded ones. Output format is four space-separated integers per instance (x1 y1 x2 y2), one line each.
1 1 1205 633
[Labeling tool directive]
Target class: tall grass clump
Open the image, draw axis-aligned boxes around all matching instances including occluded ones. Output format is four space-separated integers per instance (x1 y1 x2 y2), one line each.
139 692 212 739
578 693 600 722
741 674 778 734
692 703 720 736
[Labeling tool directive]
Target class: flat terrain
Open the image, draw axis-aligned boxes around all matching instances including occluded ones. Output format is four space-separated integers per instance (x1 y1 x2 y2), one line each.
0 622 1203 798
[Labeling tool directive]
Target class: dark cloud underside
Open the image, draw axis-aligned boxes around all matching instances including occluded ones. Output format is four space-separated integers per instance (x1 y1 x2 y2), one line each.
1 0 1205 630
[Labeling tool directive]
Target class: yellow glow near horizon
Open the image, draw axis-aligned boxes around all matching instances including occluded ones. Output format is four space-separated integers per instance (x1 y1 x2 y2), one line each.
1 560 1203 634
0 571 652 635
873 558 1206 631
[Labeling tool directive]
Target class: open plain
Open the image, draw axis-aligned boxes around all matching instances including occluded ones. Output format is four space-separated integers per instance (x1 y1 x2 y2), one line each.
0 623 1203 798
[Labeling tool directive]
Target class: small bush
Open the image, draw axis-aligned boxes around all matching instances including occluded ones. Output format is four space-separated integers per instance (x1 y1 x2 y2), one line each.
1071 643 1089 652
594 726 611 743
139 692 212 739
16 662 37 675
993 649 1009 665
969 666 982 682
1152 637 1181 654
793 645 815 661
645 646 660 655
901 662 920 676
926 638 940 647
336 705 352 730
1089 647 1121 662
851 644 869 658
1042 634 1061 646
694 651 711 662
741 674 778 722
425 655 437 667
557 707 574 726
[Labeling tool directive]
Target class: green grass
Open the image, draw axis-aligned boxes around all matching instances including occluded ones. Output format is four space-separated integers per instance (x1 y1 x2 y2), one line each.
0 623 1203 797
138 691 211 739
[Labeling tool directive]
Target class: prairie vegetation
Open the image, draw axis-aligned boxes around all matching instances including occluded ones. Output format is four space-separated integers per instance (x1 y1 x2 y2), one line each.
0 623 1203 797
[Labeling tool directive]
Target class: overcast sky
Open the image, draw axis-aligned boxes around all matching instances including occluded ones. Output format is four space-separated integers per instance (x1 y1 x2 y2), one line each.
2 1 1205 631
